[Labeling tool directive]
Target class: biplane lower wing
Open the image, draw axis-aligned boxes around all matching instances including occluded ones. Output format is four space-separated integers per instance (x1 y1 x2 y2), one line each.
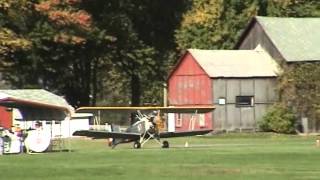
74 129 212 140
73 130 141 139
159 129 212 138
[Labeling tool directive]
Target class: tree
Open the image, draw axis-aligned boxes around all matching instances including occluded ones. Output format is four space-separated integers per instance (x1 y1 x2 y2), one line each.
0 0 34 89
175 0 261 51
174 0 319 51
278 63 320 131
32 0 118 107
259 103 296 134
81 0 187 106
267 0 320 17
1 0 187 107
1 0 115 107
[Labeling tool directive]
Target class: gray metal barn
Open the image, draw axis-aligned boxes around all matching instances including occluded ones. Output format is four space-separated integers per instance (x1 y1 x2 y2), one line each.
235 16 320 132
168 48 279 132
236 16 320 63
213 77 277 131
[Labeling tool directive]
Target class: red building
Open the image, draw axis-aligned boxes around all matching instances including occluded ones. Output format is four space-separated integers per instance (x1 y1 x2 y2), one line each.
168 51 213 132
0 106 12 129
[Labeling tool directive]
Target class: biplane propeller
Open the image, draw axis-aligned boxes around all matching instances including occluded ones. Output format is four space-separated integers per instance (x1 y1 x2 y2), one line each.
73 106 215 149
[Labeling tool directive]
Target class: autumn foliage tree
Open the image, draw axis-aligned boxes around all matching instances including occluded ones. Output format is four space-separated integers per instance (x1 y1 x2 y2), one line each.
175 0 260 50
0 0 115 107
31 0 118 107
0 0 32 88
34 0 92 44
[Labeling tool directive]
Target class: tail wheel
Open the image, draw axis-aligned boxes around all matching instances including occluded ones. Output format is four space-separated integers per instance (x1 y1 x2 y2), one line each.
162 141 169 148
133 141 141 149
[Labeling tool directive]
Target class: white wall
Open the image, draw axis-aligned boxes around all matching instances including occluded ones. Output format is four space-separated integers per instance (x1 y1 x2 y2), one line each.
12 109 91 138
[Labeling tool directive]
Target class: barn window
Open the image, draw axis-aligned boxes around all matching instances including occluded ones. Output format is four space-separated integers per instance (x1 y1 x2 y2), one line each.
236 96 254 107
218 98 226 105
199 114 205 127
176 114 182 127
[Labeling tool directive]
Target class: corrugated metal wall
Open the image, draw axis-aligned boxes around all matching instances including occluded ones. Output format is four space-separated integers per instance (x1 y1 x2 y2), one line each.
170 75 212 105
169 53 212 105
213 78 277 131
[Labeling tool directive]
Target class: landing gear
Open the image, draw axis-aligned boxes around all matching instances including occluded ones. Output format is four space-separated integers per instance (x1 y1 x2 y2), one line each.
162 141 169 148
133 141 141 149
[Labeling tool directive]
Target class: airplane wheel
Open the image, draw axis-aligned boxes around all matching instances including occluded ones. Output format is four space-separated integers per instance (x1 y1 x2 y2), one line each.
162 141 169 148
133 142 141 149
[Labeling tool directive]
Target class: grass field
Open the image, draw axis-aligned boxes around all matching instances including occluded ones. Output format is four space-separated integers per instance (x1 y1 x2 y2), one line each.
1 133 320 180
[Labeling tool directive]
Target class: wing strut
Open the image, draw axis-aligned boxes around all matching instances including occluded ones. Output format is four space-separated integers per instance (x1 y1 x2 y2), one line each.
188 110 198 131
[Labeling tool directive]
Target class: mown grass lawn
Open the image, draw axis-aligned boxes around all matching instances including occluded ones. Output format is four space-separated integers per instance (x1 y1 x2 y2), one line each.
1 133 320 180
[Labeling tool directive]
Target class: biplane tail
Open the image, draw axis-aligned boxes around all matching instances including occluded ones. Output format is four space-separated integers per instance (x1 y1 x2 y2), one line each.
108 124 122 148
108 123 142 148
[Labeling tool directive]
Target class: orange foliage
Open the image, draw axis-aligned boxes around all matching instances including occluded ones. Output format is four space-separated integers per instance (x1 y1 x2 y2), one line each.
66 0 81 5
34 1 52 11
35 0 91 30
72 10 92 29
54 33 86 44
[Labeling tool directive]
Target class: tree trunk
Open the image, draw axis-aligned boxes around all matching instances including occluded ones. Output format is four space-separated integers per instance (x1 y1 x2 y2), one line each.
130 73 141 106
91 58 98 106
130 73 141 124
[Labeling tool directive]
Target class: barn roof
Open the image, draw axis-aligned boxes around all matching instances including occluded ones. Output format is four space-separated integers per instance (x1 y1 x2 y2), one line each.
188 47 279 78
238 16 320 62
0 89 73 120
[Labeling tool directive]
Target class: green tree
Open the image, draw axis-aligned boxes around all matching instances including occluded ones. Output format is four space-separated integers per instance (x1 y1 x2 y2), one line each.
267 0 320 17
0 0 32 67
175 0 319 51
259 103 296 134
0 0 34 89
278 63 320 131
81 0 187 106
175 0 261 50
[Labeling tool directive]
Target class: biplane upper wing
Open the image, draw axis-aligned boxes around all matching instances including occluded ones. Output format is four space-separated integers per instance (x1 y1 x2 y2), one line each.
159 129 212 138
76 106 215 113
73 130 141 140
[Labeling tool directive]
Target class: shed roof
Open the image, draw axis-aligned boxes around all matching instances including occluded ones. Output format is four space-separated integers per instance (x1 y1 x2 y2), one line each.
239 16 320 62
188 48 279 78
0 89 73 120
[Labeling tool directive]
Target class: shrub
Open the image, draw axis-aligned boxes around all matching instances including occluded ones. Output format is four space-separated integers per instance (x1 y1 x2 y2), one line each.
259 104 296 134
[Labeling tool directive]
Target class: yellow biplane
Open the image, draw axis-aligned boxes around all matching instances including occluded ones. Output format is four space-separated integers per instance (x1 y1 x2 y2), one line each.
73 106 214 149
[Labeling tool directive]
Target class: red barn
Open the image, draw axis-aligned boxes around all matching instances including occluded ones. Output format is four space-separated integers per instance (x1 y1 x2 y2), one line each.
168 51 213 132
168 49 279 132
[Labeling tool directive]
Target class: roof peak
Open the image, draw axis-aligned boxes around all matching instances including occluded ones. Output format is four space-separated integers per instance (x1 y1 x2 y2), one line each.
187 48 279 78
254 16 320 61
187 48 267 53
256 16 320 19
